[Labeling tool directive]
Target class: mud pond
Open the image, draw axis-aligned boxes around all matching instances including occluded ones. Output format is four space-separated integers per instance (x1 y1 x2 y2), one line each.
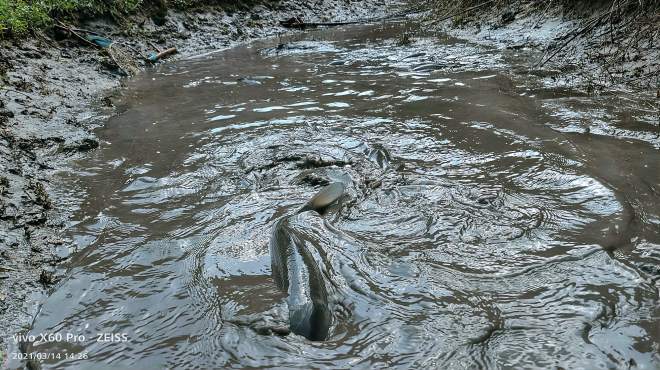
15 22 660 368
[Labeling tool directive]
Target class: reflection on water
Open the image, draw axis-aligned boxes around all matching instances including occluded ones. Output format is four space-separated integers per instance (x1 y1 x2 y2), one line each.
22 23 659 369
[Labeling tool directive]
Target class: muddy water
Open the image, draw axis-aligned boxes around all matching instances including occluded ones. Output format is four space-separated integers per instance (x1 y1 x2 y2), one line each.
23 23 659 368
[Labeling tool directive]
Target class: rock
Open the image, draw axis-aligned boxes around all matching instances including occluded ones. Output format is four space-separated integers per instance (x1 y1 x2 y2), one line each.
53 27 70 41
0 109 14 119
0 176 8 194
101 96 113 107
63 137 99 152
39 269 55 286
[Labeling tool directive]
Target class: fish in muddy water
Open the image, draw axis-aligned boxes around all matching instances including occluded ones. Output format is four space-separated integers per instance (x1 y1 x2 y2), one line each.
298 182 345 214
270 183 346 340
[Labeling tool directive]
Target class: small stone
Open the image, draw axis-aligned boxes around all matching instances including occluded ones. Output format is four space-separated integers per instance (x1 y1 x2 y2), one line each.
0 109 15 118
62 137 99 152
101 96 113 107
270 325 290 336
39 269 55 285
77 138 99 151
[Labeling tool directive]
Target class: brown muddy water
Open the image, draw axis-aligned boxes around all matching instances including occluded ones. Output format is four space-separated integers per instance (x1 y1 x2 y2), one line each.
15 23 660 369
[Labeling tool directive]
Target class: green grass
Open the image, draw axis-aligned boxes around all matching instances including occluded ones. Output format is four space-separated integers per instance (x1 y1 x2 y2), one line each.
0 0 49 35
0 0 278 36
0 0 148 36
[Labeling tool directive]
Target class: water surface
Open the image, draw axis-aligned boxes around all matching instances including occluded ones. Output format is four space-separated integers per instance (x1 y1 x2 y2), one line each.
23 23 660 369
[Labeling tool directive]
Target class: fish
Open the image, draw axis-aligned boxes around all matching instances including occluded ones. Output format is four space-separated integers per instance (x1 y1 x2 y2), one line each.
298 182 345 214
269 183 346 340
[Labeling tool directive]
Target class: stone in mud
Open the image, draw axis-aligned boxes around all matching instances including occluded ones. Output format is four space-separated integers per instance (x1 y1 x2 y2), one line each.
101 96 114 107
28 181 51 210
0 176 8 195
226 307 291 337
253 323 290 336
237 77 262 85
62 137 99 152
412 63 445 72
296 156 350 170
364 144 391 169
403 52 426 59
296 172 331 187
0 108 14 119
39 269 55 286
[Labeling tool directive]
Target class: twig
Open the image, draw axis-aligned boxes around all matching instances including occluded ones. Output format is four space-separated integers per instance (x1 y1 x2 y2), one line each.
150 47 177 61
67 26 103 37
54 21 99 49
432 0 495 24
148 41 162 53
538 11 611 67
281 2 431 30
54 20 131 75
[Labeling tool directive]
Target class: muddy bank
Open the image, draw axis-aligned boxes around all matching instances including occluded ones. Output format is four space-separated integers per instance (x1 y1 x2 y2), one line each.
0 0 398 350
421 0 659 92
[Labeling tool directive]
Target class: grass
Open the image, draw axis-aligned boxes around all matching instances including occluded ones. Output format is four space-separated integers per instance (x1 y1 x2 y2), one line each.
0 0 50 35
0 0 144 36
0 0 279 36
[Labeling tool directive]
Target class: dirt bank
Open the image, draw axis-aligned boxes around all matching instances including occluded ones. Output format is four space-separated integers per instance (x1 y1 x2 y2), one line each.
421 0 659 92
0 0 400 352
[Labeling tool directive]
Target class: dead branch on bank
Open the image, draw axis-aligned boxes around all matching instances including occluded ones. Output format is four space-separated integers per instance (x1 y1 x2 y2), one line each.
425 0 659 87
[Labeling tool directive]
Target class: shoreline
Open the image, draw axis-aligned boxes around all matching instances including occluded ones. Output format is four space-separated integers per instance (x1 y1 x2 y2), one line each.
423 1 659 93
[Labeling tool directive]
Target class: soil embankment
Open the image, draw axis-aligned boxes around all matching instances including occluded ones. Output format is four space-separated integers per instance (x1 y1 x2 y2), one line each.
0 0 396 349
422 0 659 91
